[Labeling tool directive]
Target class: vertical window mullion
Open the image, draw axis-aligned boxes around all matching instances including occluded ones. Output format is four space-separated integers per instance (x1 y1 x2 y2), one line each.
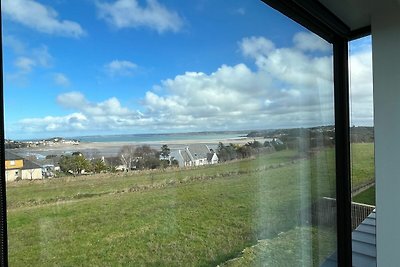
333 37 352 266
0 7 9 266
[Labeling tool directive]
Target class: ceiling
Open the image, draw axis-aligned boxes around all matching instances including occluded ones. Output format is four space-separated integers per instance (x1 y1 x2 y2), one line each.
319 0 372 30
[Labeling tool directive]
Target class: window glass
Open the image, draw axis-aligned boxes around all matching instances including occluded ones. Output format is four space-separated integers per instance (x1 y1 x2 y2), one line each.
3 1 337 265
349 36 375 225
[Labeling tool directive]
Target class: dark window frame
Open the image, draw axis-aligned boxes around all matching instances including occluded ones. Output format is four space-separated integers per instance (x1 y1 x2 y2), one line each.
0 1 371 266
261 0 371 266
0 5 7 266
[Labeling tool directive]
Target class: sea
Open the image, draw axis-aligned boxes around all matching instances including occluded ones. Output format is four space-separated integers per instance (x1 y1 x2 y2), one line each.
14 131 249 158
73 131 248 143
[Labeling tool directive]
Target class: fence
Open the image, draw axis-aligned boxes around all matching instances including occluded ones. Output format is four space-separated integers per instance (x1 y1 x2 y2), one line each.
307 197 375 230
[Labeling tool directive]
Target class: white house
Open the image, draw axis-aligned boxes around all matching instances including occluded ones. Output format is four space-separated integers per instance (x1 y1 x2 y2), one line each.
5 151 43 181
174 144 218 167
21 160 43 180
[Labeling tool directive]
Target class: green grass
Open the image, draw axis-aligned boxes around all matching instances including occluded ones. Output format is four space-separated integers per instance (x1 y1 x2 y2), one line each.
6 145 374 266
220 227 336 267
6 149 298 209
353 186 376 205
351 143 375 187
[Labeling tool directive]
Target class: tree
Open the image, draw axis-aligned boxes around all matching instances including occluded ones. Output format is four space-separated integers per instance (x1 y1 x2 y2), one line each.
217 142 238 162
144 157 161 169
91 158 107 173
160 144 171 160
59 155 91 176
170 158 179 167
247 140 262 149
236 145 252 159
85 149 100 160
134 145 156 158
118 145 136 170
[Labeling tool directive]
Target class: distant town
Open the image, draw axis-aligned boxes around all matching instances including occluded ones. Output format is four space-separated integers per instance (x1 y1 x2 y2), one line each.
5 137 80 149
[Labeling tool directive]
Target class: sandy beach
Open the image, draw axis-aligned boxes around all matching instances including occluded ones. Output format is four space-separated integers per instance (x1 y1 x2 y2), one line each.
13 137 268 157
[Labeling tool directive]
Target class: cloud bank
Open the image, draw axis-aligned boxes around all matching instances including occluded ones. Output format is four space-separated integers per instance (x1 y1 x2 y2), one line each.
12 32 373 136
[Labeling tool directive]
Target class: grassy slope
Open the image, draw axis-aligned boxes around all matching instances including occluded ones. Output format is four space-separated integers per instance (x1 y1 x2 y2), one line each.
351 143 375 187
7 149 338 266
353 186 376 205
220 227 336 267
6 150 298 209
7 144 374 266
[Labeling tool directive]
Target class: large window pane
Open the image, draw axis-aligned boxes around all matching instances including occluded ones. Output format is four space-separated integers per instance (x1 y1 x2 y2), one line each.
3 1 336 265
349 36 375 215
349 36 376 266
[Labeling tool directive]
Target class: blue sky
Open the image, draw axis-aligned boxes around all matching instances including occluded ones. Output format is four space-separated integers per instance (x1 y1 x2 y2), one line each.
2 0 373 140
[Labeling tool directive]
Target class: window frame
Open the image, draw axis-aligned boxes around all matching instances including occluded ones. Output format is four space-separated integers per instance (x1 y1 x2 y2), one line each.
0 5 7 266
261 0 371 266
0 1 372 266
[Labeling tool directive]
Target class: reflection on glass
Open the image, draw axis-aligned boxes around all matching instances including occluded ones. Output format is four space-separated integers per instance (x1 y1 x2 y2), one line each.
3 1 337 266
349 36 376 266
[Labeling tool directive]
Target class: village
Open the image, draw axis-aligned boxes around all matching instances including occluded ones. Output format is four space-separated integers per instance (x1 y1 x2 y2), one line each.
3 126 348 183
4 138 284 182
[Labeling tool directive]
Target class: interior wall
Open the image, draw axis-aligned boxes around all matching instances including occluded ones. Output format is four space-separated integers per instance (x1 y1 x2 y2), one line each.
371 0 400 265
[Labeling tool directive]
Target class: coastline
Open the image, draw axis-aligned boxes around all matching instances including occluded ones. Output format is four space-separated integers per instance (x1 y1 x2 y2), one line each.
12 137 267 157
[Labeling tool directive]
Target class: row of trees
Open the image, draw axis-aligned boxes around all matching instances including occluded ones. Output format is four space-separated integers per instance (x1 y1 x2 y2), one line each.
59 154 107 175
58 145 176 176
118 144 175 170
216 140 278 162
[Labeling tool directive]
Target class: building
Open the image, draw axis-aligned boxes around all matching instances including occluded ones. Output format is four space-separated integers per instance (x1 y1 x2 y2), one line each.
5 151 24 182
174 144 218 167
5 151 43 182
21 159 43 180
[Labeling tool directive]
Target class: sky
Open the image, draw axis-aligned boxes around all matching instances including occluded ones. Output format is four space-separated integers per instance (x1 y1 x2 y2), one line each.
1 0 373 140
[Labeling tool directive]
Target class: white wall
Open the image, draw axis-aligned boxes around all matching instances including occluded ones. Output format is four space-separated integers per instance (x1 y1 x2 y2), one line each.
371 1 400 265
5 169 20 182
21 168 43 180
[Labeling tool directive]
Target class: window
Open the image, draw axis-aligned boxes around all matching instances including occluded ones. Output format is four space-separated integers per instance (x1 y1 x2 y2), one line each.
2 1 340 266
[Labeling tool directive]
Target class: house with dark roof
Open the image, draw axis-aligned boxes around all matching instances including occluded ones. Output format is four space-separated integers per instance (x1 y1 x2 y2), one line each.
175 144 218 167
21 159 43 180
5 150 43 181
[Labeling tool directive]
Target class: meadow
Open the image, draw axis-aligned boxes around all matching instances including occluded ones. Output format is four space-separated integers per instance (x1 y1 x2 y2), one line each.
6 143 374 266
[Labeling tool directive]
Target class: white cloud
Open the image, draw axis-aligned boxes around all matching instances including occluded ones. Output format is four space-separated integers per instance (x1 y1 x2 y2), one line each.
234 8 246 15
349 44 373 126
240 36 275 59
12 45 53 74
96 0 183 33
56 92 90 110
12 32 373 135
104 60 137 76
19 113 88 132
293 32 331 52
4 35 26 54
2 0 85 37
32 46 53 67
54 73 71 87
14 57 36 73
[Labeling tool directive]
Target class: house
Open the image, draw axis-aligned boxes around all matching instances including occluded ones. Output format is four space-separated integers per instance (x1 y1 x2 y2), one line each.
21 159 43 180
5 151 24 182
5 151 43 181
175 144 218 167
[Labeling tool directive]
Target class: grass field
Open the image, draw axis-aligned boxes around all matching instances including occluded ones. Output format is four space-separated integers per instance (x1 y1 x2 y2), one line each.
353 186 376 206
6 144 374 266
351 143 375 187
